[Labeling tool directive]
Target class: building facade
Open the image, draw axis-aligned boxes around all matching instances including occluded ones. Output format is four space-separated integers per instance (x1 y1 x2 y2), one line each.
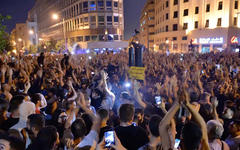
29 0 127 52
153 0 240 53
11 21 38 52
139 0 155 51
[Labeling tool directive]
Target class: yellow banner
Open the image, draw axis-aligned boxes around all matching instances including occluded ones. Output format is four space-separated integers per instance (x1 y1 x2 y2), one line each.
129 67 146 80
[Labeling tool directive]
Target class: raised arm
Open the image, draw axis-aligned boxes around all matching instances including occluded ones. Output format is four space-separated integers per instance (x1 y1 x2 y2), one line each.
159 100 180 150
183 90 210 150
133 80 147 109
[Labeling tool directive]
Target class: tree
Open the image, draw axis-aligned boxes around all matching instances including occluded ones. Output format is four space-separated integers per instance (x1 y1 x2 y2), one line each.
0 14 12 53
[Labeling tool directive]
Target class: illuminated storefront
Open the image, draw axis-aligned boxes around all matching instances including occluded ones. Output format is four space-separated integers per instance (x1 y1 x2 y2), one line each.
191 37 224 53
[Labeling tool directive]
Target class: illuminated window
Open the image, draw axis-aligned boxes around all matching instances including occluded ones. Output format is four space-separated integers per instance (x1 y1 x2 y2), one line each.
174 0 178 5
183 23 188 30
166 13 169 20
183 9 188 16
218 1 223 10
195 7 199 14
166 25 168 32
205 20 209 27
90 1 96 11
234 17 237 26
235 1 239 9
183 0 188 3
217 18 222 26
173 11 178 18
206 4 210 12
173 24 178 31
166 1 169 7
194 21 198 29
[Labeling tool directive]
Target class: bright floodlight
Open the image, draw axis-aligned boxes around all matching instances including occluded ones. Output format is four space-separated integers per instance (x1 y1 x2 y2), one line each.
86 49 90 53
88 56 92 60
29 30 34 35
18 38 22 42
52 14 59 20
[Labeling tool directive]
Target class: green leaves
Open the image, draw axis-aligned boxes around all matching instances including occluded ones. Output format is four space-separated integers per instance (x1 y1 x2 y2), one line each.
0 14 12 53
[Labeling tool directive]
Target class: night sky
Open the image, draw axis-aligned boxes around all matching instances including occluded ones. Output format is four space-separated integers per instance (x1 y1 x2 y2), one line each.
0 0 146 40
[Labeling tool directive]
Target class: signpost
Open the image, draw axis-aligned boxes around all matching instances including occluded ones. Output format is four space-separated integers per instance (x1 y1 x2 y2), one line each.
128 66 146 80
128 42 145 80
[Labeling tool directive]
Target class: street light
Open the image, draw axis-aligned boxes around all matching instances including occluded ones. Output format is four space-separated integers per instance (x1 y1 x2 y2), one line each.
29 30 34 35
18 38 22 42
52 13 59 20
52 13 67 50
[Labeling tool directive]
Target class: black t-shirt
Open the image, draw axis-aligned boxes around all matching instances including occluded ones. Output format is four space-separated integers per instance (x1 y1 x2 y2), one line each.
99 126 113 143
1 117 19 131
115 124 149 150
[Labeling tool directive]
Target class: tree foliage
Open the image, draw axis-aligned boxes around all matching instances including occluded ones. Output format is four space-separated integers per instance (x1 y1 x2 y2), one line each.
0 14 12 53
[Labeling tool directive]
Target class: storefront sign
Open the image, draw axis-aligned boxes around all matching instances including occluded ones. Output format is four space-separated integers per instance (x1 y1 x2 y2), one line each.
231 36 238 44
199 37 223 44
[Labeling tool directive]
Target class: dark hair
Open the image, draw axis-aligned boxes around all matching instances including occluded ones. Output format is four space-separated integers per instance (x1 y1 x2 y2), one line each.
65 100 75 110
8 136 25 150
97 108 109 120
9 96 24 112
182 122 202 150
135 108 144 115
149 115 162 137
71 119 87 140
119 104 135 123
81 113 93 135
28 114 45 131
31 94 41 105
75 146 91 150
0 134 25 150
0 98 9 113
32 126 58 150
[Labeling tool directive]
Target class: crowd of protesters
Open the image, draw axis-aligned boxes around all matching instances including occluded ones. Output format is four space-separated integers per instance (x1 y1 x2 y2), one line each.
0 50 239 150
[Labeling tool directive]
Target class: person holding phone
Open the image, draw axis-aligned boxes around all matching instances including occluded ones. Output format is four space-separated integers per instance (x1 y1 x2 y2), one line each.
115 104 149 150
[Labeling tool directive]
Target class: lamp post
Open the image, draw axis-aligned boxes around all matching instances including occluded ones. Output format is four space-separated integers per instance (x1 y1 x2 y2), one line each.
52 13 67 50
29 29 38 46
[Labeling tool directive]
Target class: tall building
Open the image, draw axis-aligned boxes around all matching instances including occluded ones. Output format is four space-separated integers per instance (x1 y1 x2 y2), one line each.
11 21 38 52
29 0 127 52
152 0 240 53
139 0 155 51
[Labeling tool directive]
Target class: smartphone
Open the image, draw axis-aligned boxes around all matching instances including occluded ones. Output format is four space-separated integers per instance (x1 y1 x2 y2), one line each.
155 96 161 105
132 122 137 126
124 82 131 88
174 139 181 149
104 131 115 148
201 70 204 74
216 64 220 70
